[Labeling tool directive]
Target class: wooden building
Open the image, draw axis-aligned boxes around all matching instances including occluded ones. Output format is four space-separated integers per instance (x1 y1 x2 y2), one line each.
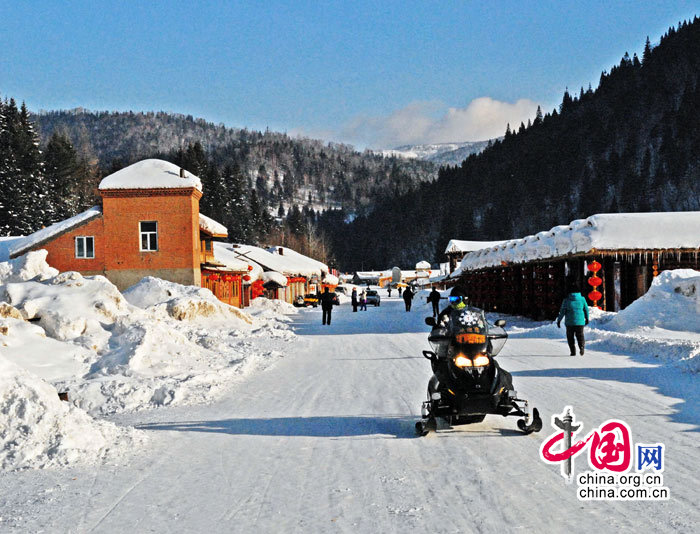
453 212 700 320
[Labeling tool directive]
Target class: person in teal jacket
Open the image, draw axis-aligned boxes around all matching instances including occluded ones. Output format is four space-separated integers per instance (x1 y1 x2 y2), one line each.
557 288 589 355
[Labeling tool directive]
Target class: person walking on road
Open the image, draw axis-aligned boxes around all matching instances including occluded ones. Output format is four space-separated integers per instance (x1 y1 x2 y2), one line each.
360 290 367 311
557 285 590 355
351 288 358 312
426 287 443 318
387 286 392 297
398 286 403 297
320 287 337 325
403 286 414 311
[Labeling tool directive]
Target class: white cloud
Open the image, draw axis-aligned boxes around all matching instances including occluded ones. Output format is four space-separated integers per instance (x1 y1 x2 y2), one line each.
340 97 540 149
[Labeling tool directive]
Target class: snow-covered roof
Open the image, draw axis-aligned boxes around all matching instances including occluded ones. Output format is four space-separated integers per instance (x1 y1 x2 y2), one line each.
231 244 319 278
212 242 262 279
98 159 202 192
199 213 228 237
323 273 339 286
459 212 700 272
267 246 329 276
415 260 431 270
262 271 288 287
8 207 103 258
354 271 384 279
445 239 509 254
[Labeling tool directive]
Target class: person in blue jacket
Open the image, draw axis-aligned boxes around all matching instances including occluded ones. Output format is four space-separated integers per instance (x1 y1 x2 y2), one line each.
557 285 590 356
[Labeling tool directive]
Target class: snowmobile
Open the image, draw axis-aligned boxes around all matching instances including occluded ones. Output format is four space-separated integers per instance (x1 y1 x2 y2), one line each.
415 305 542 436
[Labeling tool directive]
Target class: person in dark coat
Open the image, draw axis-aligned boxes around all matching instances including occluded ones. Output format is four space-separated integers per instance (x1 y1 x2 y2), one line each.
387 286 392 297
351 288 358 312
557 286 590 355
403 286 414 311
426 288 443 318
320 287 337 325
398 286 403 297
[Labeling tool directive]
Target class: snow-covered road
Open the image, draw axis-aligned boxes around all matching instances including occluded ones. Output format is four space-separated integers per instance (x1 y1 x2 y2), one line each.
1 296 698 533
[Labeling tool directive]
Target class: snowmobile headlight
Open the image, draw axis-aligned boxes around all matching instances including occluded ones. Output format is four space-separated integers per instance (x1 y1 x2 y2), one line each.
454 354 472 368
472 354 491 367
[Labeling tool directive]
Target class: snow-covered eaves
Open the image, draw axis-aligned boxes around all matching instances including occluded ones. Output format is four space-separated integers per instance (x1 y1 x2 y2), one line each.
212 242 261 280
459 211 700 272
323 273 339 286
415 260 431 270
199 213 228 237
444 239 510 255
8 207 103 258
231 244 319 278
98 159 202 192
262 271 288 287
267 246 328 276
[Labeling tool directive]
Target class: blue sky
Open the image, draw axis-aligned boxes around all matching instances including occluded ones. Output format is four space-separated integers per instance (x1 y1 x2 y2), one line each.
1 1 697 148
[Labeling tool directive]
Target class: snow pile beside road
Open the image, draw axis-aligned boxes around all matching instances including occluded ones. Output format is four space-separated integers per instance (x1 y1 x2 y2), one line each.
508 270 700 372
0 356 141 471
0 250 58 284
124 276 253 324
3 272 129 350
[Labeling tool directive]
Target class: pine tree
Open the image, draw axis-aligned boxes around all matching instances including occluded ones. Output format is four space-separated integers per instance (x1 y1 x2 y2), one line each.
44 132 81 220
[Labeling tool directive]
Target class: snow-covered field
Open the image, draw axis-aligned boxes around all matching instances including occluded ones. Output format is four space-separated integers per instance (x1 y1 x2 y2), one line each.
1 265 698 532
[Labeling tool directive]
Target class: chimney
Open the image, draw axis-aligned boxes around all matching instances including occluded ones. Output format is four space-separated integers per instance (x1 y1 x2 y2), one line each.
278 247 284 255
179 167 185 179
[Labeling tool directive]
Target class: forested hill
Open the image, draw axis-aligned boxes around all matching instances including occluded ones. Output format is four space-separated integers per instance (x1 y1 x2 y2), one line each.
33 110 435 214
323 18 700 270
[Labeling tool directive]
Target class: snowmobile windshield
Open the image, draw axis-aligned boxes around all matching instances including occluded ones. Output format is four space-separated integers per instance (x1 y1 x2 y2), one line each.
447 307 489 356
488 323 508 356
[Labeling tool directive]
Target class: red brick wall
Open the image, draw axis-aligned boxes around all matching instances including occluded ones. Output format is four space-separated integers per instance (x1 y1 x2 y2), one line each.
40 216 105 274
101 188 201 272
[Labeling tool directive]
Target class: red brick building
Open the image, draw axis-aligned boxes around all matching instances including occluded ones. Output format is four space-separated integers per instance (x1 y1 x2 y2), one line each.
9 159 250 307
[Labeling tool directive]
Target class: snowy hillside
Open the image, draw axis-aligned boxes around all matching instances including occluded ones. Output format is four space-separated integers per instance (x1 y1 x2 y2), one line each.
381 139 495 165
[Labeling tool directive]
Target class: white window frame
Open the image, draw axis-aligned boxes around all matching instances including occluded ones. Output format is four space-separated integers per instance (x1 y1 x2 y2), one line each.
75 236 95 259
139 221 158 252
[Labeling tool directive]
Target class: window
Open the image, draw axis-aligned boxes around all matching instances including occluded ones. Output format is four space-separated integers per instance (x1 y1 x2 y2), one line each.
140 221 158 251
75 236 95 258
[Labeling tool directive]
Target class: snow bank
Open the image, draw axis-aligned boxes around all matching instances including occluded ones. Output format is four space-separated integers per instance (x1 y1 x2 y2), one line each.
0 250 58 284
0 356 141 471
123 276 253 324
4 272 128 349
0 251 297 423
509 270 700 372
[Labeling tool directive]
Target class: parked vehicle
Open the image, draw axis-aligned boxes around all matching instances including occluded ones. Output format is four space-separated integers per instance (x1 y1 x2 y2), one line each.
293 294 319 308
365 290 381 306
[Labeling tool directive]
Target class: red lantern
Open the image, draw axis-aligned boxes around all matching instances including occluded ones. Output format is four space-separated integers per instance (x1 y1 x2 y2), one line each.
223 275 233 282
209 273 220 281
588 290 602 302
247 265 253 271
588 275 602 287
243 275 251 281
587 260 602 273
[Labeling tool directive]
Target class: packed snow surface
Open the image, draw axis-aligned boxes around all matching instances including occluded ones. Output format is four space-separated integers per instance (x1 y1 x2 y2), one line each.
7 207 102 258
199 213 228 236
457 211 700 272
0 285 696 531
98 159 202 191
